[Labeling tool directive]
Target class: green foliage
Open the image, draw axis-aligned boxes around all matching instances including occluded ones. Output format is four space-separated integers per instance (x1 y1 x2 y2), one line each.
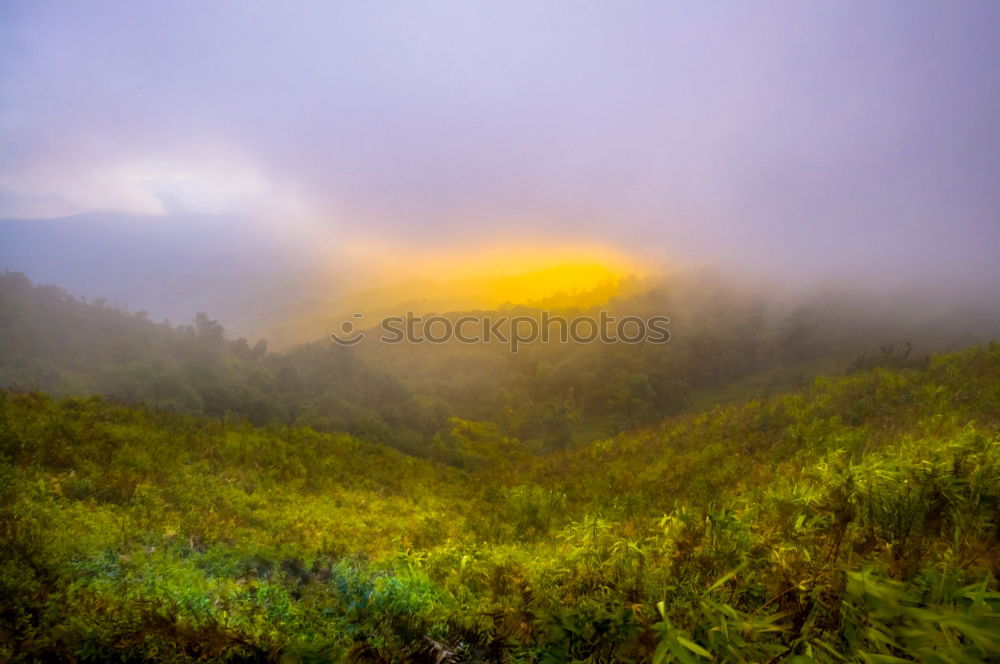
9 270 988 459
0 271 442 452
2 344 1000 661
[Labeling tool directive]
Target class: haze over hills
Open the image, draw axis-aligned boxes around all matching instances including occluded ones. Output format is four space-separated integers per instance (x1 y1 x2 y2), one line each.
4 213 997 354
4 268 999 457
0 213 340 335
0 215 653 344
262 263 652 349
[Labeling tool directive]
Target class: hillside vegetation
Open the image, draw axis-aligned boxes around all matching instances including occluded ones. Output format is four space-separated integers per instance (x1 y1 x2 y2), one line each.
2 345 998 662
5 270 984 459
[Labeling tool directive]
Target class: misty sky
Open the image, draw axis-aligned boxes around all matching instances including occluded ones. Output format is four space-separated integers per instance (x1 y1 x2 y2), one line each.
2 1 999 290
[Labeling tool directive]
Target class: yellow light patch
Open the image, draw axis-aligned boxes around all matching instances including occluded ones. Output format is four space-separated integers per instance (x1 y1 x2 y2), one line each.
337 240 649 311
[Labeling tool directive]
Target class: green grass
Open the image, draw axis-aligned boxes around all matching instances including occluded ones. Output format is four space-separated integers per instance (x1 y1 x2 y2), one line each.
2 344 999 662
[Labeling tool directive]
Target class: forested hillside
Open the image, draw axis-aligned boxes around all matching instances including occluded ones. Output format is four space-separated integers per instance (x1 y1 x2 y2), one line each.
5 271 990 459
2 344 997 662
0 271 441 452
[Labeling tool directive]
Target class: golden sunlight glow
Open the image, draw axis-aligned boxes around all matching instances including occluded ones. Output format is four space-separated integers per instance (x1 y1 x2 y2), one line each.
472 263 623 308
334 240 654 312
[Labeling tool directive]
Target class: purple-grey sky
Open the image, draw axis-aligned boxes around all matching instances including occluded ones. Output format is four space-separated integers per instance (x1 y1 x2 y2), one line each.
2 1 999 291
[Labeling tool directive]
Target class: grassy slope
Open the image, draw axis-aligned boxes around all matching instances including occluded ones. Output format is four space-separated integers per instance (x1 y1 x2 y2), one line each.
1 345 999 662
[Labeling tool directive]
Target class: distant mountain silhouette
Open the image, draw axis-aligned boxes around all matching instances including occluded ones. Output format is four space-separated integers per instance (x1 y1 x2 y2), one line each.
0 212 339 335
